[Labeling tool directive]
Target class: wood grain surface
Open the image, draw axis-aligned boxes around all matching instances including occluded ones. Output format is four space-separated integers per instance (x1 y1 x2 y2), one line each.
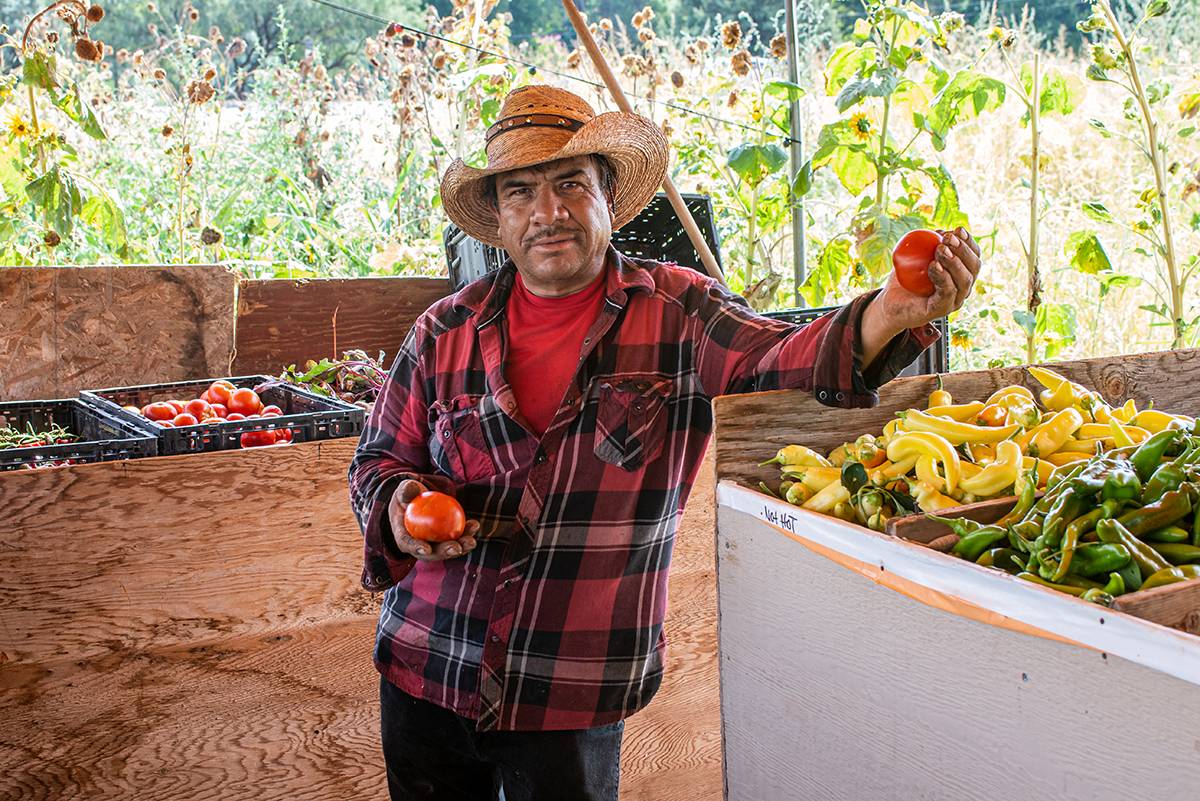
232 277 451 376
0 265 238 401
1112 579 1200 633
713 348 1200 490
717 504 1200 801
0 438 721 800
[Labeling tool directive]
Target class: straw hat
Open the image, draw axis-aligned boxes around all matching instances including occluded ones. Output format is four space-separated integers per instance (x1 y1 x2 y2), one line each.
440 85 669 248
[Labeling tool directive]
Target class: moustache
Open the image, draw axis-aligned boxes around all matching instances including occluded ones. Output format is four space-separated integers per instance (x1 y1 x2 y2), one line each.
524 227 579 248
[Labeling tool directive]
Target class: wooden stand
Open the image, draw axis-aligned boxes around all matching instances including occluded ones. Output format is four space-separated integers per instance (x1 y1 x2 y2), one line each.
713 348 1200 800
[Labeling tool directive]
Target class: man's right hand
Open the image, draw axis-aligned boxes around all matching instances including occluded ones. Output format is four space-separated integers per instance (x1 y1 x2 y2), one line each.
387 479 481 561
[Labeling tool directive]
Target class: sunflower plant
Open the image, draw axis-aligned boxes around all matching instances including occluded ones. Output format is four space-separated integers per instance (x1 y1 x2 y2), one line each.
796 1 1005 305
0 1 126 264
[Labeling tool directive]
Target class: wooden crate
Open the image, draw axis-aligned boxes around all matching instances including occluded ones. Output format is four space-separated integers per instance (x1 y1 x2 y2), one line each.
712 348 1200 801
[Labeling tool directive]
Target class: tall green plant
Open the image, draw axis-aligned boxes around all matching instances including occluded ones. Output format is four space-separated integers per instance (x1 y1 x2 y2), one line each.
797 1 1004 305
1081 0 1192 347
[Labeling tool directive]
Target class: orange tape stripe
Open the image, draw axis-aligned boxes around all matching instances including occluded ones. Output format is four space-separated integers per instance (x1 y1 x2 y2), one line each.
769 522 1093 651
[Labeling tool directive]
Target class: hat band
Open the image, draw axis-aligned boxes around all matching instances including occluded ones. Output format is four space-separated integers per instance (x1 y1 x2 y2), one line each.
485 113 586 144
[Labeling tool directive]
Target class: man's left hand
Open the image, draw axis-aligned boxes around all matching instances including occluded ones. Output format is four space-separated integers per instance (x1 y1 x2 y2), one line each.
876 226 982 333
859 227 982 368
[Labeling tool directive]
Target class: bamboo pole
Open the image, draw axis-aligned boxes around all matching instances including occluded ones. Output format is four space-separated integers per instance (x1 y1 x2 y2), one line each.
561 0 726 286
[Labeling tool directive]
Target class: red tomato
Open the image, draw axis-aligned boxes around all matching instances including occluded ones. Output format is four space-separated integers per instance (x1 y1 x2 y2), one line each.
892 229 941 297
210 403 228 418
144 402 177 421
167 399 186 415
261 405 284 416
226 413 246 421
158 420 174 428
185 399 211 419
172 413 199 427
240 430 276 448
228 388 264 416
200 390 214 404
403 491 467 543
261 411 281 418
208 382 234 406
275 428 294 443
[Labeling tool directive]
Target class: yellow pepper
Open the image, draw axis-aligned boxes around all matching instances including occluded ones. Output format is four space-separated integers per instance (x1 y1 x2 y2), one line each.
827 444 849 466
1023 408 1084 457
912 480 961 512
1044 451 1089 467
928 376 953 408
959 461 984 479
997 393 1041 429
902 409 1021 446
882 418 905 442
1028 366 1093 413
886 432 962 493
1107 418 1134 448
959 440 1022 497
1134 409 1193 434
761 444 831 468
1113 398 1138 424
916 456 947 492
780 465 842 493
985 384 1036 405
803 481 851 513
1058 437 1110 455
1021 456 1054 489
969 443 997 464
1078 423 1118 439
870 454 917 484
1027 365 1071 392
924 401 986 423
785 482 814 506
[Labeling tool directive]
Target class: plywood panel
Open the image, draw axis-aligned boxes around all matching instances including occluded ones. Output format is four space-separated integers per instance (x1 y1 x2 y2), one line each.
232 277 451 376
717 504 1200 801
621 449 722 801
0 439 386 801
0 265 238 401
713 348 1200 491
1 438 721 800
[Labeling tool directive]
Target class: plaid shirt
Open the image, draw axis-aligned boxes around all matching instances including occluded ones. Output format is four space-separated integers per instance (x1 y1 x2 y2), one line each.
349 247 937 732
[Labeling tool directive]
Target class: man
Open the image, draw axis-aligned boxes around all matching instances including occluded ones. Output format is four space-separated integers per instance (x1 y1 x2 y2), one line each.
349 85 981 800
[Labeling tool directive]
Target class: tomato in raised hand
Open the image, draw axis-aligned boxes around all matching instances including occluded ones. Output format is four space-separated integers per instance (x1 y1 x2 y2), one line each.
403 491 467 543
892 228 941 297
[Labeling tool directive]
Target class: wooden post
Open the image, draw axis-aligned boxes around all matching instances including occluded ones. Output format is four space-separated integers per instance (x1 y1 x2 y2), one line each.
561 0 726 287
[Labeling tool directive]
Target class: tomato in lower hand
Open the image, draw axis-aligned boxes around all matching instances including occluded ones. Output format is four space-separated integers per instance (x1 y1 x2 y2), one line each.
892 229 941 297
403 491 467 543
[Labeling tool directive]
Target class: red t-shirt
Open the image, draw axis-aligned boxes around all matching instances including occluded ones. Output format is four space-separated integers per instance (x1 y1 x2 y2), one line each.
504 269 606 436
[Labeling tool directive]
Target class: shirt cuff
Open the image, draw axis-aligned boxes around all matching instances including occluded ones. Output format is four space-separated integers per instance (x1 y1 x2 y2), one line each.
361 475 415 592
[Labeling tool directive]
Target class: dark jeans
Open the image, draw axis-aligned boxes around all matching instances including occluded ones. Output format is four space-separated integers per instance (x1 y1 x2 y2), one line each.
380 676 624 801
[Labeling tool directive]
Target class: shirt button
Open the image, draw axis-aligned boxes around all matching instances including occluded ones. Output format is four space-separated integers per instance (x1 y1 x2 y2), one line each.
442 429 450 438
835 392 844 401
490 635 501 643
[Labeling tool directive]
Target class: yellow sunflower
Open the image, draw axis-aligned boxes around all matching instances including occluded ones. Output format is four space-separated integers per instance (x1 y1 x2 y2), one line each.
849 112 872 141
6 113 32 139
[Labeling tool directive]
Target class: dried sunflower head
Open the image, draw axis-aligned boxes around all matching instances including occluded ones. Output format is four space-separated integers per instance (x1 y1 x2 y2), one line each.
200 226 222 245
731 49 751 77
44 230 61 247
670 70 684 89
186 79 214 104
770 33 787 59
75 38 101 62
227 37 246 58
86 4 104 22
203 67 216 81
720 21 741 50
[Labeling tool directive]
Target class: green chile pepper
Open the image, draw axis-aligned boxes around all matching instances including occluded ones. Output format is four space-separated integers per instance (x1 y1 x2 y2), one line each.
1140 462 1188 505
996 476 1038 528
1051 499 1123 582
1141 564 1200 590
1143 525 1191 544
1017 571 1088 597
1096 518 1173 579
952 525 1008 562
1101 571 1127 597
977 547 1022 574
1130 429 1181 482
1116 559 1143 592
1101 466 1142 503
1148 543 1200 566
1116 489 1193 538
1043 488 1088 550
1079 588 1116 606
1070 542 1133 577
1192 509 1200 547
925 514 985 538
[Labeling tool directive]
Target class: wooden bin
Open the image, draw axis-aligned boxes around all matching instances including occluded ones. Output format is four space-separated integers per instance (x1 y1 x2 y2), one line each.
712 348 1200 801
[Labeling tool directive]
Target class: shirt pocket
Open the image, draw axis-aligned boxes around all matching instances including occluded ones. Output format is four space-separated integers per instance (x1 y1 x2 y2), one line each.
428 395 499 483
592 374 674 471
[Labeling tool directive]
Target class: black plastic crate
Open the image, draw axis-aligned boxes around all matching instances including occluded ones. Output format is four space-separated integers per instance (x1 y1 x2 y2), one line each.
444 192 723 292
762 307 949 378
0 398 157 470
80 375 365 456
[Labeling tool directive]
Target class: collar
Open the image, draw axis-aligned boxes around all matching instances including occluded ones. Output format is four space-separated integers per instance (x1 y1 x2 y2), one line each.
468 245 656 330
